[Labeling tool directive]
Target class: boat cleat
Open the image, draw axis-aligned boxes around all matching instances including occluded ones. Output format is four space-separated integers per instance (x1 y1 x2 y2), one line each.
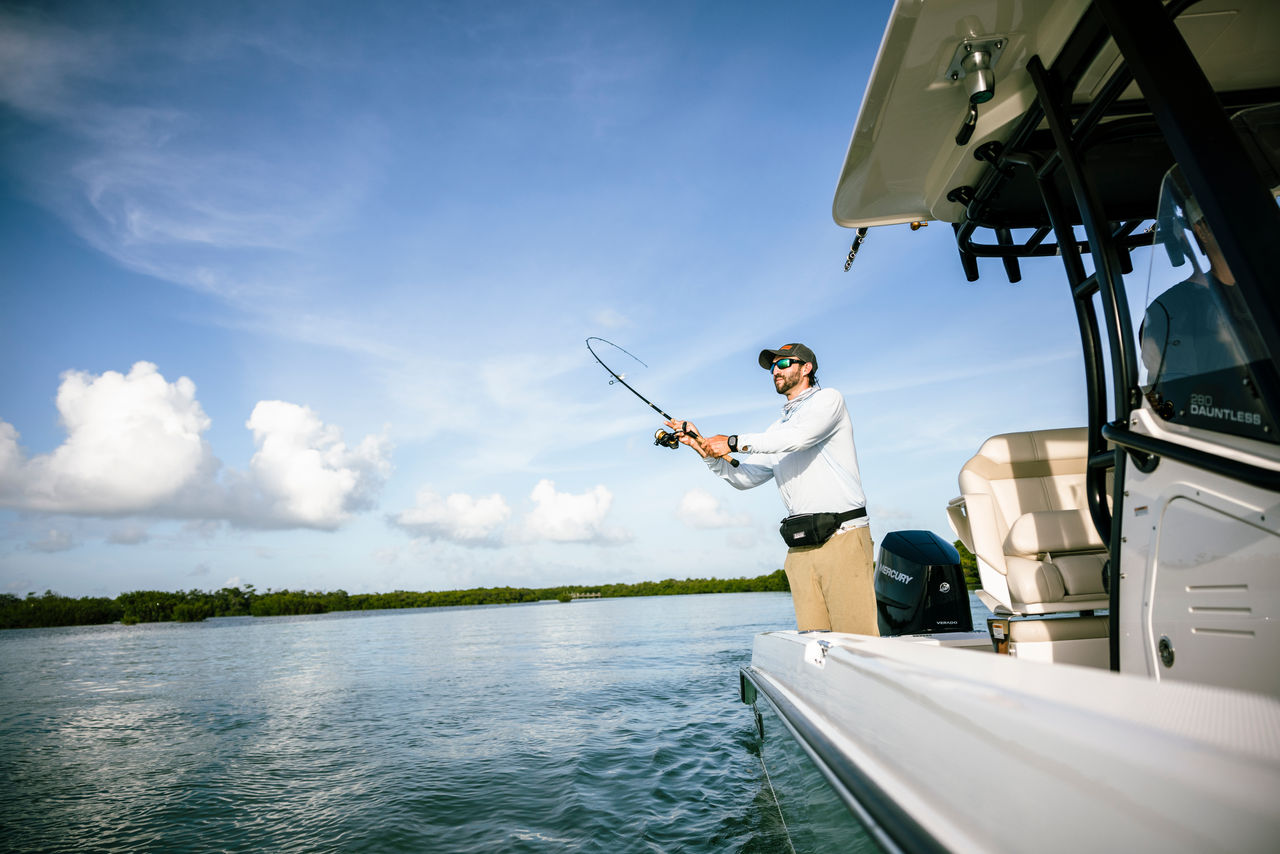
803 638 832 668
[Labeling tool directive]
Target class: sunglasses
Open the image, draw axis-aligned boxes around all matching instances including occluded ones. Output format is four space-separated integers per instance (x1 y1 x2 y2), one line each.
772 358 803 370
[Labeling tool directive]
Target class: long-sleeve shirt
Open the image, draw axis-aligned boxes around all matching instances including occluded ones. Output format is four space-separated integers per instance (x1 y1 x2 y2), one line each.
703 386 868 526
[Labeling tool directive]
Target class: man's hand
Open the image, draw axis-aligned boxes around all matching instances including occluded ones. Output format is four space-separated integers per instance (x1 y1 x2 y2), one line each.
663 419 711 457
702 435 732 458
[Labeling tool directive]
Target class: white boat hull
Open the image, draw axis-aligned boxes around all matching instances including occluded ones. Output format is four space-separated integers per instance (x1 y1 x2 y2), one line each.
744 631 1280 853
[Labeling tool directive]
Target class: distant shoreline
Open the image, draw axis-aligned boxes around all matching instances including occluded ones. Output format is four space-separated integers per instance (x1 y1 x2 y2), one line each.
1 570 790 630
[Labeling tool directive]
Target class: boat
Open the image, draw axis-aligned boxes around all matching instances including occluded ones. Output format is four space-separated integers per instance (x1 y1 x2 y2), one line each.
739 1 1280 850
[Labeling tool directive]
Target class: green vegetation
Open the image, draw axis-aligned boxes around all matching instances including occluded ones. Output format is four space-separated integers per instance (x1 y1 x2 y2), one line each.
0 590 124 629
0 570 790 630
954 540 980 589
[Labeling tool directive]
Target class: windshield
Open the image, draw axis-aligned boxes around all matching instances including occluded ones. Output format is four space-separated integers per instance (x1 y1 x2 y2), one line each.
1139 147 1280 442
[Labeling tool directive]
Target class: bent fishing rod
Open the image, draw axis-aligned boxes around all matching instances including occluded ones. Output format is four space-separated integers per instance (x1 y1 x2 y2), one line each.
586 337 738 466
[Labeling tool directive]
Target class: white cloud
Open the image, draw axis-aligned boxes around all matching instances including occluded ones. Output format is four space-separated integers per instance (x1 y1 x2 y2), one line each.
0 421 23 481
0 363 389 530
520 479 630 544
678 488 752 529
0 362 214 514
243 400 390 529
388 479 631 548
25 528 76 553
390 489 511 546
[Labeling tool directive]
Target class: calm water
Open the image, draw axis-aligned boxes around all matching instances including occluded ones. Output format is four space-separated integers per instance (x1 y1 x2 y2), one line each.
1 593 812 853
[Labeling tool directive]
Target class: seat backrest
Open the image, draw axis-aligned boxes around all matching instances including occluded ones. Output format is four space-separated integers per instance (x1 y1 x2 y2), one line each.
952 428 1109 610
959 428 1094 560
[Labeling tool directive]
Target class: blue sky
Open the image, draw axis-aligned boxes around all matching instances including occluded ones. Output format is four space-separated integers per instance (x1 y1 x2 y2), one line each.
1 1 1091 597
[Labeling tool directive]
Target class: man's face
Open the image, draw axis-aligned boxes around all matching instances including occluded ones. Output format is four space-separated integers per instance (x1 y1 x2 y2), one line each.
772 359 807 396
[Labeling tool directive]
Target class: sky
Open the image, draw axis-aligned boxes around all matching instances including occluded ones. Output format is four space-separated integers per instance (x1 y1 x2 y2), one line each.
1 0 1097 598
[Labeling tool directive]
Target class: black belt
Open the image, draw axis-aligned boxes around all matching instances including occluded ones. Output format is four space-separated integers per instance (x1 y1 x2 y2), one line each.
834 507 867 523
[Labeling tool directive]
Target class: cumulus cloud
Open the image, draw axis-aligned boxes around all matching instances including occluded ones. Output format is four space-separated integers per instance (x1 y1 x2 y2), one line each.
0 362 214 514
0 362 389 530
242 400 390 529
678 488 752 529
390 489 511 546
389 480 630 547
520 479 629 544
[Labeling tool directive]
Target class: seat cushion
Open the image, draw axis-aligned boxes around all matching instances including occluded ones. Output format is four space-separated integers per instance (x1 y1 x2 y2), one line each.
1006 555 1066 604
1008 614 1109 643
1053 553 1107 596
1004 509 1105 556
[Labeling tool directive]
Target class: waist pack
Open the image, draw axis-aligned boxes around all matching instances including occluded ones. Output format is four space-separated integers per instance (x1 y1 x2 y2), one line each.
778 507 867 548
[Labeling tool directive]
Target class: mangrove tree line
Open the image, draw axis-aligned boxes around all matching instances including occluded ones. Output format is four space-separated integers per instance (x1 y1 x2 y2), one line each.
1 570 790 630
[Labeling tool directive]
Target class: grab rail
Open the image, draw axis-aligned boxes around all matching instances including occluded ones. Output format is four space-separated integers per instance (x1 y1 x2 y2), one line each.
1102 423 1280 491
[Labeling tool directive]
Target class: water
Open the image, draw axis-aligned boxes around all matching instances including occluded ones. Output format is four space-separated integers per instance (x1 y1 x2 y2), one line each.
1 593 805 853
1 592 1001 853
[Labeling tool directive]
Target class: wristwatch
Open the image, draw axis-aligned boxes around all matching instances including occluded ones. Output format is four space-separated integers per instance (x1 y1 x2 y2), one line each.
727 435 739 452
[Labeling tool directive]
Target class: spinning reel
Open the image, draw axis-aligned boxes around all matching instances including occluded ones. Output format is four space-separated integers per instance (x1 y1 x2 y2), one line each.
654 428 681 449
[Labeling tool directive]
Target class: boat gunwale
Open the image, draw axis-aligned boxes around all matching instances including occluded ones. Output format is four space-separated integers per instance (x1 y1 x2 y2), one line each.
741 663 948 854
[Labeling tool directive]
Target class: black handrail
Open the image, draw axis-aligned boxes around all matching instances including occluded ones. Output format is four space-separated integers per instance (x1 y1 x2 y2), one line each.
1102 423 1280 492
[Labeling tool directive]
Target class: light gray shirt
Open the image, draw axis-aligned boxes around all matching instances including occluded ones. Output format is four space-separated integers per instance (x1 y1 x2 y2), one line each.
703 386 868 524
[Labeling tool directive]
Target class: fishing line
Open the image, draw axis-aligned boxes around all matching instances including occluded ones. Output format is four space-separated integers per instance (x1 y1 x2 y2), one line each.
759 749 798 854
586 337 738 466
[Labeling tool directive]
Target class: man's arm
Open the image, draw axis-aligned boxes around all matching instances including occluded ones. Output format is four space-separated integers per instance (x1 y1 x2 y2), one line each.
735 389 844 454
704 455 775 489
664 418 774 488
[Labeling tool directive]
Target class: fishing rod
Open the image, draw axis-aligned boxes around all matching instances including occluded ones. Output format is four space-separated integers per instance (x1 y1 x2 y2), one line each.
586 337 738 466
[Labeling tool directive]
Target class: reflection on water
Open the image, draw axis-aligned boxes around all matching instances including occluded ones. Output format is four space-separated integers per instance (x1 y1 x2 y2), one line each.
1 594 803 853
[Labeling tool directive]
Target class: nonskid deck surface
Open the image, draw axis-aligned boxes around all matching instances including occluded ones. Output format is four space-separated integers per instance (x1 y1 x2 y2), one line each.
745 631 1280 854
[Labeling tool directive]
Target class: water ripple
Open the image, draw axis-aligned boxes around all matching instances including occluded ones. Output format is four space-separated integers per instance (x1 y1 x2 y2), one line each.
1 594 799 853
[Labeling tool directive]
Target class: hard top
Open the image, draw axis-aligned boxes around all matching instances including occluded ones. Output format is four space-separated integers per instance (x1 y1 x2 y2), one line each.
833 0 1280 230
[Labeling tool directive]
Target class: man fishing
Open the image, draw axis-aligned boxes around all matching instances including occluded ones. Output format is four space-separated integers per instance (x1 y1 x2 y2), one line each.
665 343 877 635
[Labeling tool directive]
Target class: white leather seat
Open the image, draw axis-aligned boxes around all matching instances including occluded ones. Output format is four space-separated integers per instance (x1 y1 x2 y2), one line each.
947 428 1110 616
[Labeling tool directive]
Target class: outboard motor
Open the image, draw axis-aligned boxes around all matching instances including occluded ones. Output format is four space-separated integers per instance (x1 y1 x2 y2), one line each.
875 530 973 636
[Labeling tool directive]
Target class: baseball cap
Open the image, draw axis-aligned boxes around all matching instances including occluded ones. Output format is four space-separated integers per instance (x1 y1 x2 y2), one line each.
758 343 817 370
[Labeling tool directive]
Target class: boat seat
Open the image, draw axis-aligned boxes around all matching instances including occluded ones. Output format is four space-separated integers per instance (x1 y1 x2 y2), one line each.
947 428 1111 616
1006 615 1110 667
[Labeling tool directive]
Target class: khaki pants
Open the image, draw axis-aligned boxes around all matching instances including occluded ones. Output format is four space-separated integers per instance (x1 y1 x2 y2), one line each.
783 525 879 635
